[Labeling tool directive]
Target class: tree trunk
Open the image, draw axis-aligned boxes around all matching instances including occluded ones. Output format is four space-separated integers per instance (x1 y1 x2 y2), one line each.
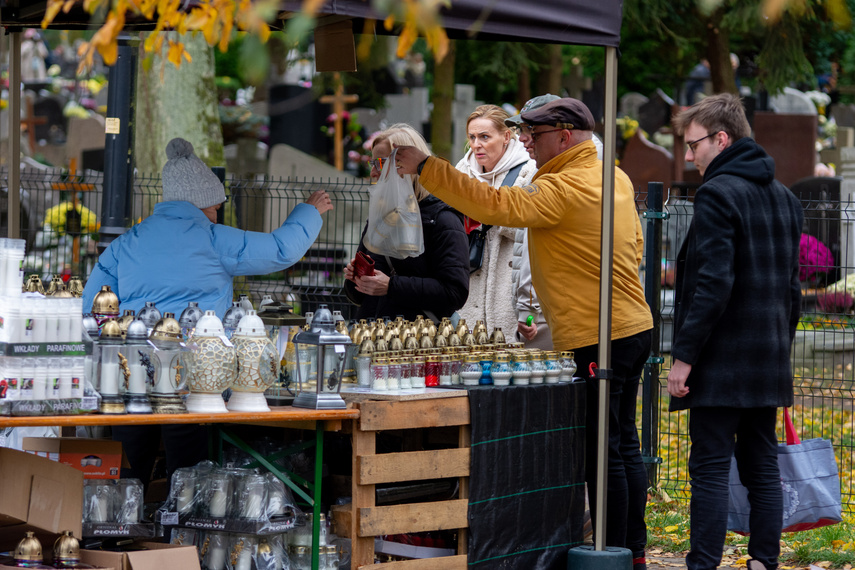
517 64 531 109
134 31 224 180
704 9 737 95
430 41 456 161
536 44 563 96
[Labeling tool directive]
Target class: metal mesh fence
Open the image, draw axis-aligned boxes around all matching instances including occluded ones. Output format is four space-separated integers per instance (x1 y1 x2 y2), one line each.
652 182 855 511
3 166 854 510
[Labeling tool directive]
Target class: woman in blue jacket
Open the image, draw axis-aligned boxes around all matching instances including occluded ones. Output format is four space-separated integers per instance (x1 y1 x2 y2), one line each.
82 138 332 318
81 137 332 490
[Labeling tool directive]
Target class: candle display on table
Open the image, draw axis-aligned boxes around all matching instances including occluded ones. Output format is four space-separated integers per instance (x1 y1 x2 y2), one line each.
96 319 126 414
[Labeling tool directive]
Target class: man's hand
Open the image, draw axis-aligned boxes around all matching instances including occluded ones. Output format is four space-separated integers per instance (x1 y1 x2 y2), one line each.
305 190 333 214
353 271 391 296
517 320 537 341
393 145 430 175
667 358 692 398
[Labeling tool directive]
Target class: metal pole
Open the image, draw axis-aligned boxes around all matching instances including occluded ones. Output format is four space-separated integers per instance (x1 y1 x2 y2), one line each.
99 36 138 252
642 182 665 488
594 45 619 552
212 167 226 225
8 31 22 239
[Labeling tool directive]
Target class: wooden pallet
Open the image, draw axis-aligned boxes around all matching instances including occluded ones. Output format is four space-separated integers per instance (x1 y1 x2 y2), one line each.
346 393 470 569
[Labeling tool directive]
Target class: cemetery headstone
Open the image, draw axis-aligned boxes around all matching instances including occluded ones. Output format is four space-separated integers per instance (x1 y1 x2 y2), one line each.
769 87 818 115
385 86 431 134
838 146 855 271
65 114 106 170
638 88 674 137
619 130 674 197
790 176 842 285
831 104 855 129
619 92 648 120
452 84 482 151
754 111 817 188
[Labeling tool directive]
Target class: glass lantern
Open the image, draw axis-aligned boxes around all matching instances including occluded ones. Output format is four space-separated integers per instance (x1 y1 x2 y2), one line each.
90 285 119 328
122 318 155 414
97 318 126 414
291 305 354 409
147 313 189 414
185 310 235 414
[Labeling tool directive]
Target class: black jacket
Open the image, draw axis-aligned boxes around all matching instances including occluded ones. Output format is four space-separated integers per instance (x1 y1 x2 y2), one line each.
345 195 469 321
670 137 803 411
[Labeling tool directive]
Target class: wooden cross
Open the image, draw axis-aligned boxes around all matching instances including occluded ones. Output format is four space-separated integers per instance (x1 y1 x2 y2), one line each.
319 72 359 170
20 95 48 153
50 158 96 272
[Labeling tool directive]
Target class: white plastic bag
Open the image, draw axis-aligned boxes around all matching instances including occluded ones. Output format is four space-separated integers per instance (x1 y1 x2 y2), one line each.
363 148 425 259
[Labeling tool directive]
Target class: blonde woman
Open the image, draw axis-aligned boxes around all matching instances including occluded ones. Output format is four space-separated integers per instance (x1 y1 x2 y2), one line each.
455 105 538 340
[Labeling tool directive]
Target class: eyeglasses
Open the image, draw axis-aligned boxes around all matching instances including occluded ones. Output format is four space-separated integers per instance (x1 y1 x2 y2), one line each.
370 157 386 171
518 124 565 142
686 131 720 154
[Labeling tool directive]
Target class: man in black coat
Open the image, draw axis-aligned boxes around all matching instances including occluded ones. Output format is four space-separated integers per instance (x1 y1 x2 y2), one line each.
667 94 803 570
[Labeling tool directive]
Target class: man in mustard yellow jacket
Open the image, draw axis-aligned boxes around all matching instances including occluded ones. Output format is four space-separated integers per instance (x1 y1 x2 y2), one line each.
397 98 653 570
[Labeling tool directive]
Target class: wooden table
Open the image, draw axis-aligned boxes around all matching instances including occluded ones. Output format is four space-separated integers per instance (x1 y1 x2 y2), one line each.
0 406 359 570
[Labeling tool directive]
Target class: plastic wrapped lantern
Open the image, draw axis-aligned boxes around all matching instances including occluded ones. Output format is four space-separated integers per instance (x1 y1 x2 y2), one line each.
229 310 278 412
97 319 127 414
292 305 353 409
179 301 204 342
148 313 189 414
122 318 156 414
186 311 236 414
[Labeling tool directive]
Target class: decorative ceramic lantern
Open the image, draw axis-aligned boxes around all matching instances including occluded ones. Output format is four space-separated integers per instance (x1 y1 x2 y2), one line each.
186 311 235 413
122 318 155 414
91 285 119 327
97 318 126 414
148 313 188 414
229 310 278 412
292 305 353 410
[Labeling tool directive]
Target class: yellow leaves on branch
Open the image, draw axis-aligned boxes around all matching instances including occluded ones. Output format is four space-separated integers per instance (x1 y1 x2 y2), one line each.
41 0 276 73
382 0 450 62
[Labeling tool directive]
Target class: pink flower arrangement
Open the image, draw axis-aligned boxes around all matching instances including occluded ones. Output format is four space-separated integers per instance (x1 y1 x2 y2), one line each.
799 233 835 282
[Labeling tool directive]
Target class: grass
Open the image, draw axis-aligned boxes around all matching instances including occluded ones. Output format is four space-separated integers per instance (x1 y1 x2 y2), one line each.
645 499 855 568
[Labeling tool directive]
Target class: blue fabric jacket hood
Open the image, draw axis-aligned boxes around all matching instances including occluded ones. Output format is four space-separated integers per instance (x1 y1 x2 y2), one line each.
82 200 322 318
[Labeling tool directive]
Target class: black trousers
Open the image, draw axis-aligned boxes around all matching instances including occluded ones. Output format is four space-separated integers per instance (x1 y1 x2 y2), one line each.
573 329 651 558
686 407 781 570
113 424 210 489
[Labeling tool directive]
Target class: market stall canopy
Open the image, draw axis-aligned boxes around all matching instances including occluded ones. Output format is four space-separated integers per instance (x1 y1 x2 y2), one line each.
281 0 623 47
2 0 622 48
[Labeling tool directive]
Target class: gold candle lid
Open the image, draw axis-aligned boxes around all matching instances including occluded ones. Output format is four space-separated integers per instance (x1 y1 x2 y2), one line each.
24 274 45 294
100 318 124 341
15 531 43 562
67 276 85 297
54 530 81 561
150 313 182 342
92 285 120 315
495 352 511 362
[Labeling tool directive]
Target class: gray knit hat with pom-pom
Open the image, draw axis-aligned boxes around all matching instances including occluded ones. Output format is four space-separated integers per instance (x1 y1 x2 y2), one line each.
161 138 226 209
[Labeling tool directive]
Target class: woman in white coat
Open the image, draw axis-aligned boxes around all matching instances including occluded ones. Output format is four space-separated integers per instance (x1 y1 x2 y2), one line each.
454 104 537 338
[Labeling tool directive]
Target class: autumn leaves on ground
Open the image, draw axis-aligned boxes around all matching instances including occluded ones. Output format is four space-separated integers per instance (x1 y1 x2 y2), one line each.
650 363 855 569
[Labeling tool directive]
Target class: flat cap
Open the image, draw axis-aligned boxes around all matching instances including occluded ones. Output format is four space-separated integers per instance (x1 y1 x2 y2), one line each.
504 94 561 127
520 97 595 131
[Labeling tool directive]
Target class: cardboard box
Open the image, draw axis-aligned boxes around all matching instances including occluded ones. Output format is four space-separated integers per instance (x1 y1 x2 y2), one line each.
0 447 83 551
81 542 201 570
22 437 126 479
